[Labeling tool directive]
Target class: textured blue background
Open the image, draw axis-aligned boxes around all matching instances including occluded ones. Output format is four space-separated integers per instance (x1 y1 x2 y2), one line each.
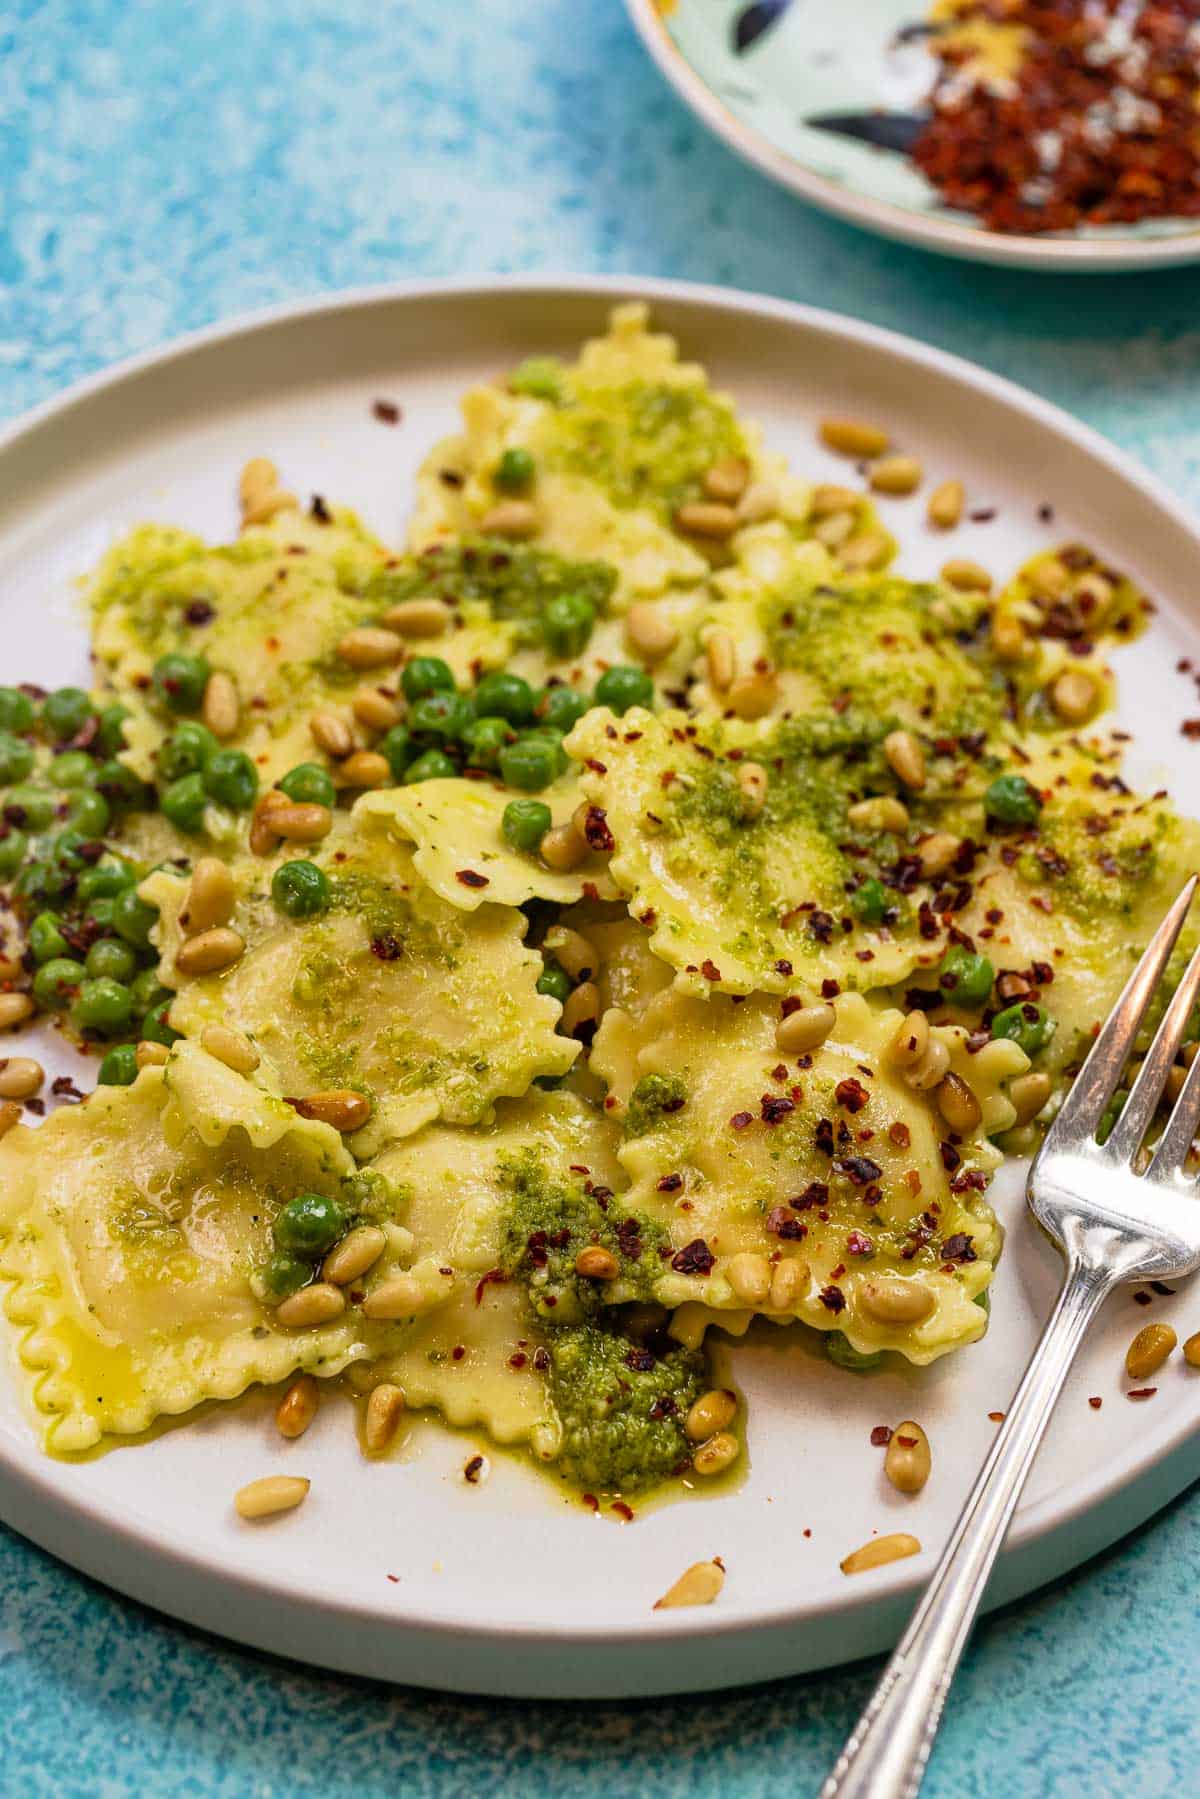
3 2 1200 1793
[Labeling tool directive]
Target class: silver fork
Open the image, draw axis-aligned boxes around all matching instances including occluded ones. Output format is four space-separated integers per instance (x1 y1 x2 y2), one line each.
822 874 1200 1799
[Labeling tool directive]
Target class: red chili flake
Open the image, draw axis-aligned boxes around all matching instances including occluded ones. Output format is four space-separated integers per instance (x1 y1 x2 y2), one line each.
940 1233 977 1264
625 1346 657 1373
386 1573 400 1583
508 1352 527 1370
889 1121 911 1148
648 1394 677 1420
464 1456 485 1483
808 910 834 944
455 869 488 889
183 598 215 626
50 1076 85 1102
1133 1291 1153 1306
656 1172 683 1193
1127 1387 1158 1400
767 1205 808 1241
310 494 332 524
729 1110 754 1131
792 1181 829 1210
818 1284 846 1314
774 958 793 975
611 1501 634 1522
846 1229 874 1257
582 1493 600 1512
452 1346 465 1361
701 959 722 982
1088 1396 1102 1410
988 1411 1005 1423
940 1141 961 1173
579 805 614 851
870 1425 893 1447
760 1093 795 1126
835 1077 869 1114
533 1347 550 1372
821 979 840 999
372 399 401 424
473 1268 507 1306
968 508 996 524
369 933 404 962
671 1238 715 1276
832 1154 882 1187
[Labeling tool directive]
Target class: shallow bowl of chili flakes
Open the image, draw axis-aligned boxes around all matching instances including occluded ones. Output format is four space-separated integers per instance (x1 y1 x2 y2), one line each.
629 0 1200 270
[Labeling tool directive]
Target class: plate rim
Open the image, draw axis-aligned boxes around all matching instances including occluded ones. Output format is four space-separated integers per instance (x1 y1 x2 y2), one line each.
1 271 1199 1673
624 0 1200 274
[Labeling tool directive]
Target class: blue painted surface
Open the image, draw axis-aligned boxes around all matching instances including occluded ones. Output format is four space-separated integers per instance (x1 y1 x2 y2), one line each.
2 2 1200 1792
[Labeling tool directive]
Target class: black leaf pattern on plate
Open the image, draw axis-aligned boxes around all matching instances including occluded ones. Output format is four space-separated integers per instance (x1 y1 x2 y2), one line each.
732 0 792 55
805 110 928 155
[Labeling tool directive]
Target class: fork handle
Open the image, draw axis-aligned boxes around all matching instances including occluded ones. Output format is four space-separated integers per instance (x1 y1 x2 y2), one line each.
820 1258 1113 1799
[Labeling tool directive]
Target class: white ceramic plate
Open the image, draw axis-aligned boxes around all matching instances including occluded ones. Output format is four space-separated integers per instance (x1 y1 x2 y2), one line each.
2 276 1200 1699
626 0 1200 272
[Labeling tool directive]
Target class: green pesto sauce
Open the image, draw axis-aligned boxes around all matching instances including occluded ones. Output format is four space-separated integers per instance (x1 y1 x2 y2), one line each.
497 1148 665 1319
623 1072 687 1139
548 379 747 516
1019 793 1173 926
360 538 618 647
545 1320 706 1493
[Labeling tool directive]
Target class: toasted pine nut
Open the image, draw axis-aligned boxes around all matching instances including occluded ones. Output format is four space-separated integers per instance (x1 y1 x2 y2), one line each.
860 1276 934 1326
674 501 739 540
1029 556 1069 600
1126 1322 1177 1380
380 598 452 637
135 1040 169 1069
1052 669 1096 724
736 761 768 816
847 796 909 833
811 483 861 519
336 627 404 670
174 927 245 977
704 628 736 693
703 456 750 503
0 1099 20 1139
181 857 236 936
364 1382 406 1454
276 1374 319 1439
309 711 354 758
480 499 539 538
838 529 889 572
927 480 964 529
338 750 391 789
0 1057 43 1100
736 481 778 523
201 671 240 740
1008 1070 1052 1125
820 418 889 459
942 559 992 593
626 602 679 661
885 1420 932 1494
352 687 402 732
907 1037 951 1092
269 801 333 842
575 1245 620 1280
840 1533 921 1575
561 980 599 1038
685 1388 737 1443
776 1003 836 1055
814 509 856 549
201 1022 260 1074
889 1010 930 1069
235 1474 310 1519
238 459 296 527
322 1224 386 1286
692 1431 739 1476
544 926 597 982
275 1283 345 1328
991 613 1026 660
1183 1332 1200 1368
916 832 961 879
870 455 923 497
725 1251 771 1307
654 1560 726 1610
539 821 588 871
0 993 34 1032
769 1257 806 1312
360 1274 426 1320
884 730 926 790
0 949 23 983
249 793 286 856
726 671 778 720
292 1089 372 1132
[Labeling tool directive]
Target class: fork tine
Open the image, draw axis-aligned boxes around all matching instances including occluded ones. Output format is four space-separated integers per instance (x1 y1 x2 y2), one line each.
1105 930 1200 1164
1041 874 1197 1150
1148 995 1200 1179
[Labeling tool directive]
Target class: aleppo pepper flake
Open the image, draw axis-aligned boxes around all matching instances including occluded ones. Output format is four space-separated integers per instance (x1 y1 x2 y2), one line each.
833 1154 882 1186
767 1205 808 1240
464 1455 485 1483
835 1077 869 1114
456 869 489 889
819 1284 847 1313
580 805 615 851
671 1238 715 1276
940 1233 977 1264
760 1093 796 1125
730 1110 755 1131
870 1425 893 1447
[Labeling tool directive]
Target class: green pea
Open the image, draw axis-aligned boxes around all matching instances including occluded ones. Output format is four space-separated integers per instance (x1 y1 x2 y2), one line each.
473 669 536 727
141 999 180 1047
991 1001 1055 1056
86 938 138 982
112 887 159 950
159 721 219 783
0 732 35 785
543 592 596 659
271 859 331 919
378 726 413 781
463 716 513 770
204 749 258 812
536 959 572 1004
259 1253 312 1300
594 664 654 715
509 356 563 402
401 657 455 703
32 956 86 1010
130 970 170 1016
160 772 209 833
152 652 210 714
851 878 889 925
77 859 135 903
536 685 588 734
51 828 93 872
936 946 994 1009
96 704 131 757
97 1043 139 1087
502 798 552 854
494 446 536 491
498 735 560 793
95 758 149 809
825 1332 883 1373
41 687 94 741
65 787 110 837
5 784 58 831
52 750 98 789
984 772 1042 827
0 827 26 877
29 913 69 964
279 763 336 808
15 857 70 906
72 976 134 1036
408 691 473 740
85 897 119 931
273 1191 347 1258
0 687 34 734
404 748 457 784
